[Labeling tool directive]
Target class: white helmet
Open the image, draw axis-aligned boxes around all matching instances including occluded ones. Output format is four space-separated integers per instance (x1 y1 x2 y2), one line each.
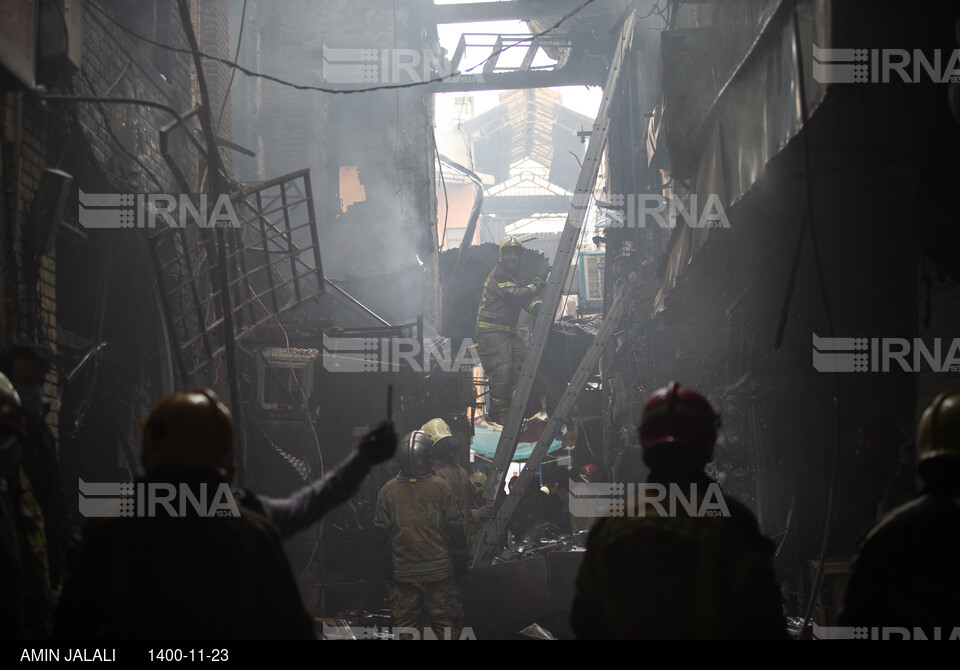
0 372 20 407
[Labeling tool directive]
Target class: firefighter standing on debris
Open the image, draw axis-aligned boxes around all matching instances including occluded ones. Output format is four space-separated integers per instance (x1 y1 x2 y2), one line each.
375 431 468 639
422 418 493 542
475 236 549 425
571 382 786 639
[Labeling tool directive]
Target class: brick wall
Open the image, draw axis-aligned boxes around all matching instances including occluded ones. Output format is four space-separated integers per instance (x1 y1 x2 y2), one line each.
1 0 231 450
75 0 195 193
229 0 440 328
193 0 232 175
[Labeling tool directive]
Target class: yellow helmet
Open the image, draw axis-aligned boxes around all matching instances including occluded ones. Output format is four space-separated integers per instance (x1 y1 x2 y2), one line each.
469 471 487 494
0 372 20 407
917 390 960 464
421 418 453 445
0 371 26 442
498 236 524 262
421 417 457 459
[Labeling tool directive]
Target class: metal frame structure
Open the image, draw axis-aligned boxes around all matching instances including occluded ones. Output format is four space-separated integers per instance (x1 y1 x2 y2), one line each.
150 169 325 383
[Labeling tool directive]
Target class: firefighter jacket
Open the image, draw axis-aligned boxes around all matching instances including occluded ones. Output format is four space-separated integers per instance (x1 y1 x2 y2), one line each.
432 460 474 539
476 263 544 333
54 466 314 639
374 473 465 580
571 473 786 639
840 487 960 629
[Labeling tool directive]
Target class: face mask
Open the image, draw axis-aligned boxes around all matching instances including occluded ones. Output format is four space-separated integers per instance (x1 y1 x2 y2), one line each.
17 385 48 417
0 434 21 479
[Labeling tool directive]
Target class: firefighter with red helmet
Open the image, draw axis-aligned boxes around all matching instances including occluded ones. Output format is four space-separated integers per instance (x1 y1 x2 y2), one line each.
579 464 602 483
475 237 549 424
840 390 960 630
571 382 786 639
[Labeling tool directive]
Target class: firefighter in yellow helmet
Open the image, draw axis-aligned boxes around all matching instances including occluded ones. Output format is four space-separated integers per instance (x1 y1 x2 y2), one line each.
422 418 493 542
841 390 960 630
475 237 550 424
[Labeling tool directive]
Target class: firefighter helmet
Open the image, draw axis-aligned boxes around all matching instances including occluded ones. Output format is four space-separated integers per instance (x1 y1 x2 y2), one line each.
917 390 960 464
0 372 20 408
421 417 456 458
141 388 234 474
580 463 602 483
396 431 434 477
639 382 720 457
469 471 487 494
498 236 524 262
0 372 25 440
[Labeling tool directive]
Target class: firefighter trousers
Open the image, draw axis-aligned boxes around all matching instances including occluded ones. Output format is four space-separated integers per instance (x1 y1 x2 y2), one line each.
392 571 463 639
476 330 525 421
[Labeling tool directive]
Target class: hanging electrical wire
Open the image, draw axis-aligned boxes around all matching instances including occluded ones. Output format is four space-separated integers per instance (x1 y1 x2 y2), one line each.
86 0 600 96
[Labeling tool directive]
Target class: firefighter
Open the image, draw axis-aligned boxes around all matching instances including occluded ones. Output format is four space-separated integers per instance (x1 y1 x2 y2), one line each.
468 471 487 510
0 345 68 592
422 418 493 543
840 390 960 630
1 373 29 637
55 388 314 639
475 236 550 424
374 431 467 639
570 464 604 533
571 382 786 639
0 370 52 639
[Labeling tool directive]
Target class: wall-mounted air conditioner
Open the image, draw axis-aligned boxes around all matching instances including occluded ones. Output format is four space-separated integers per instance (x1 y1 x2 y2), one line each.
257 347 319 411
578 251 604 310
38 0 82 81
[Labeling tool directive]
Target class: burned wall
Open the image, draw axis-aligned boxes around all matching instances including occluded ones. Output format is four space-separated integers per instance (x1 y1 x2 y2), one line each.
1 0 227 530
231 0 440 330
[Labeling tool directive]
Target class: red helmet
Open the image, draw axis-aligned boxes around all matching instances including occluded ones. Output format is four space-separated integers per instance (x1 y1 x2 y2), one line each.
580 464 602 483
639 382 719 454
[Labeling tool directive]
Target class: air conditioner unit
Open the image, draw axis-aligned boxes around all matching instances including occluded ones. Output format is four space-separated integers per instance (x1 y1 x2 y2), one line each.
257 347 319 411
578 252 604 310
38 0 82 81
0 0 38 89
